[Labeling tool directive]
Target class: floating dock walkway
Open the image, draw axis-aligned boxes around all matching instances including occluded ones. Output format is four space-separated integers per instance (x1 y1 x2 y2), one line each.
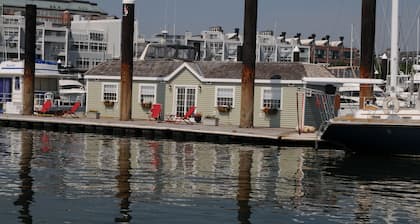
0 114 329 148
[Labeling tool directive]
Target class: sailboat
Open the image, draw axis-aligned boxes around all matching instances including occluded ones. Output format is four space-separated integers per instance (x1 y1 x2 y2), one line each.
320 0 420 155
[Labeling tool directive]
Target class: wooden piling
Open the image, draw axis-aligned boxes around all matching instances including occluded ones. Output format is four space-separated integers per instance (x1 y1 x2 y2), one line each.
120 0 135 121
359 0 376 108
240 0 258 128
22 5 37 115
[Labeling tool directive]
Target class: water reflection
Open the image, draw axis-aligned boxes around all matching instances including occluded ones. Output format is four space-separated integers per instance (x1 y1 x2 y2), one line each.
13 130 34 224
237 150 252 224
115 139 132 223
0 128 419 223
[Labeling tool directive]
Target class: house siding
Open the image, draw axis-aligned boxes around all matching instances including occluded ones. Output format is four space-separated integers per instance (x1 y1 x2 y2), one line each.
86 80 120 118
253 85 301 128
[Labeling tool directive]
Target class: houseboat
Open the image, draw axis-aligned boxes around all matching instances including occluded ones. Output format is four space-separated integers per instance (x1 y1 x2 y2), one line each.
84 60 335 129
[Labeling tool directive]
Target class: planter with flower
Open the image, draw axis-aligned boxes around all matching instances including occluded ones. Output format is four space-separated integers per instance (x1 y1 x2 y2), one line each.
193 112 202 123
103 100 114 107
217 105 232 113
262 107 278 115
141 101 153 109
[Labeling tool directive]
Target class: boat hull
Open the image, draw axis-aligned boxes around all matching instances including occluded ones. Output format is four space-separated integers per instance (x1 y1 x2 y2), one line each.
321 121 420 155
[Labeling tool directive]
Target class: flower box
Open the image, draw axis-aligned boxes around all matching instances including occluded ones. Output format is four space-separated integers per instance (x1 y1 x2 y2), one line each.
217 105 231 113
262 107 278 115
141 102 152 109
103 101 114 107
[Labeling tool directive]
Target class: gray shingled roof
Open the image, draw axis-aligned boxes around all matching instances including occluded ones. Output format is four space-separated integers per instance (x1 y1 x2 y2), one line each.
85 59 334 80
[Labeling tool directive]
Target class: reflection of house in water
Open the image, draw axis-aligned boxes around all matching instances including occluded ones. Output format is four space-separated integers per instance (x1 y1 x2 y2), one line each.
2 131 420 222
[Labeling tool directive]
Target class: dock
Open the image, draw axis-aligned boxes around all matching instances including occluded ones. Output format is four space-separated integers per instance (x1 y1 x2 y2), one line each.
0 114 329 148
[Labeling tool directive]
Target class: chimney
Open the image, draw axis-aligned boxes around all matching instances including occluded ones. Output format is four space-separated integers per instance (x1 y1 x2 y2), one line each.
62 10 72 27
339 36 344 41
309 33 316 39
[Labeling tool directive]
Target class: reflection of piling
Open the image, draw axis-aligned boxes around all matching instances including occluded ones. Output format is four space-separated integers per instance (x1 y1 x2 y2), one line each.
115 138 132 222
237 150 253 224
14 130 34 223
23 5 37 115
120 0 135 121
240 0 258 128
359 0 376 108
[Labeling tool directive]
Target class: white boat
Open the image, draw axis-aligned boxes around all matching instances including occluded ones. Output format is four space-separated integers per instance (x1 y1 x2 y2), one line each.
58 79 86 107
320 0 420 155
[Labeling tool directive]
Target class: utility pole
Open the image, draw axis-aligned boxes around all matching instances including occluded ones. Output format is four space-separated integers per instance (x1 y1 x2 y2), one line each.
359 0 376 108
23 5 36 115
240 0 258 128
120 0 135 121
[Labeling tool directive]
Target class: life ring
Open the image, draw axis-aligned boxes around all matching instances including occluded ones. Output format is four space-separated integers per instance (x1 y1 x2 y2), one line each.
383 96 400 114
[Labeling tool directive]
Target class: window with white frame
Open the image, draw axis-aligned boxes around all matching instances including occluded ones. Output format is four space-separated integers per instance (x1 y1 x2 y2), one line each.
262 88 282 109
216 87 234 107
139 84 156 104
102 83 118 102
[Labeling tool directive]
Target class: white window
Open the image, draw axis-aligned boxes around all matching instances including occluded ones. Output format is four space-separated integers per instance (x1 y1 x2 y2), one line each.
215 87 235 107
102 83 118 102
139 84 156 104
261 88 282 109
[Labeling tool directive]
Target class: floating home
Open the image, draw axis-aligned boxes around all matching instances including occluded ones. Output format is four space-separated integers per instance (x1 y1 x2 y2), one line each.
84 60 334 128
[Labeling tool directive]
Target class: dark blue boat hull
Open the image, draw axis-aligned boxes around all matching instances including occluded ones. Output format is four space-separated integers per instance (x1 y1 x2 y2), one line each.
321 122 420 155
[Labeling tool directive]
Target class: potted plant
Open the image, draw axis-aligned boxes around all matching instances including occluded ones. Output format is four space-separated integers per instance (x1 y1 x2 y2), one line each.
217 105 231 113
103 100 114 107
193 112 202 123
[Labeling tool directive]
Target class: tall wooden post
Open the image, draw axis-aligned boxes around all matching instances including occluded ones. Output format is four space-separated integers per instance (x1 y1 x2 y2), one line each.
359 0 376 108
23 5 37 115
240 0 258 128
120 0 135 121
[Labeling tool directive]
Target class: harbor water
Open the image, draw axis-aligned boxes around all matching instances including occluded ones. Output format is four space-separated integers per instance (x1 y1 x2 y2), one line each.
0 127 419 223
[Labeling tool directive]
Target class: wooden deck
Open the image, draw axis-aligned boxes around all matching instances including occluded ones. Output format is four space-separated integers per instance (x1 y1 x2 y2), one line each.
0 114 325 148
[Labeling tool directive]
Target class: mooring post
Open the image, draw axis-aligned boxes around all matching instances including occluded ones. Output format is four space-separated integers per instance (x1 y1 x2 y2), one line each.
359 0 376 109
22 5 37 115
120 0 135 121
240 0 258 128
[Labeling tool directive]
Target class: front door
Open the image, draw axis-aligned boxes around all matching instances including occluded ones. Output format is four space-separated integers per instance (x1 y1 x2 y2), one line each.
175 87 196 117
0 78 12 102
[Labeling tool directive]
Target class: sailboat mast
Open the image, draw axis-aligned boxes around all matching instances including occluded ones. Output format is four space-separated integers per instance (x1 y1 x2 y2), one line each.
390 0 399 97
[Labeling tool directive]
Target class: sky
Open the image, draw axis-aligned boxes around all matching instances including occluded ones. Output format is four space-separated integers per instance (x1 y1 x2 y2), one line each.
92 0 420 53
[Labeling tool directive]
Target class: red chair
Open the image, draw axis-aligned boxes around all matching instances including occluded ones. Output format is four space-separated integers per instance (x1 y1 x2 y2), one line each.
150 103 161 120
183 106 196 123
63 101 81 118
35 100 52 115
166 106 196 124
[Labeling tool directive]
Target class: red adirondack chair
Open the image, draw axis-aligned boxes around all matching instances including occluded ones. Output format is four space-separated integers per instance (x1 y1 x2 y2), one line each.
35 100 52 115
63 101 81 118
183 106 196 122
150 103 162 120
166 106 196 124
